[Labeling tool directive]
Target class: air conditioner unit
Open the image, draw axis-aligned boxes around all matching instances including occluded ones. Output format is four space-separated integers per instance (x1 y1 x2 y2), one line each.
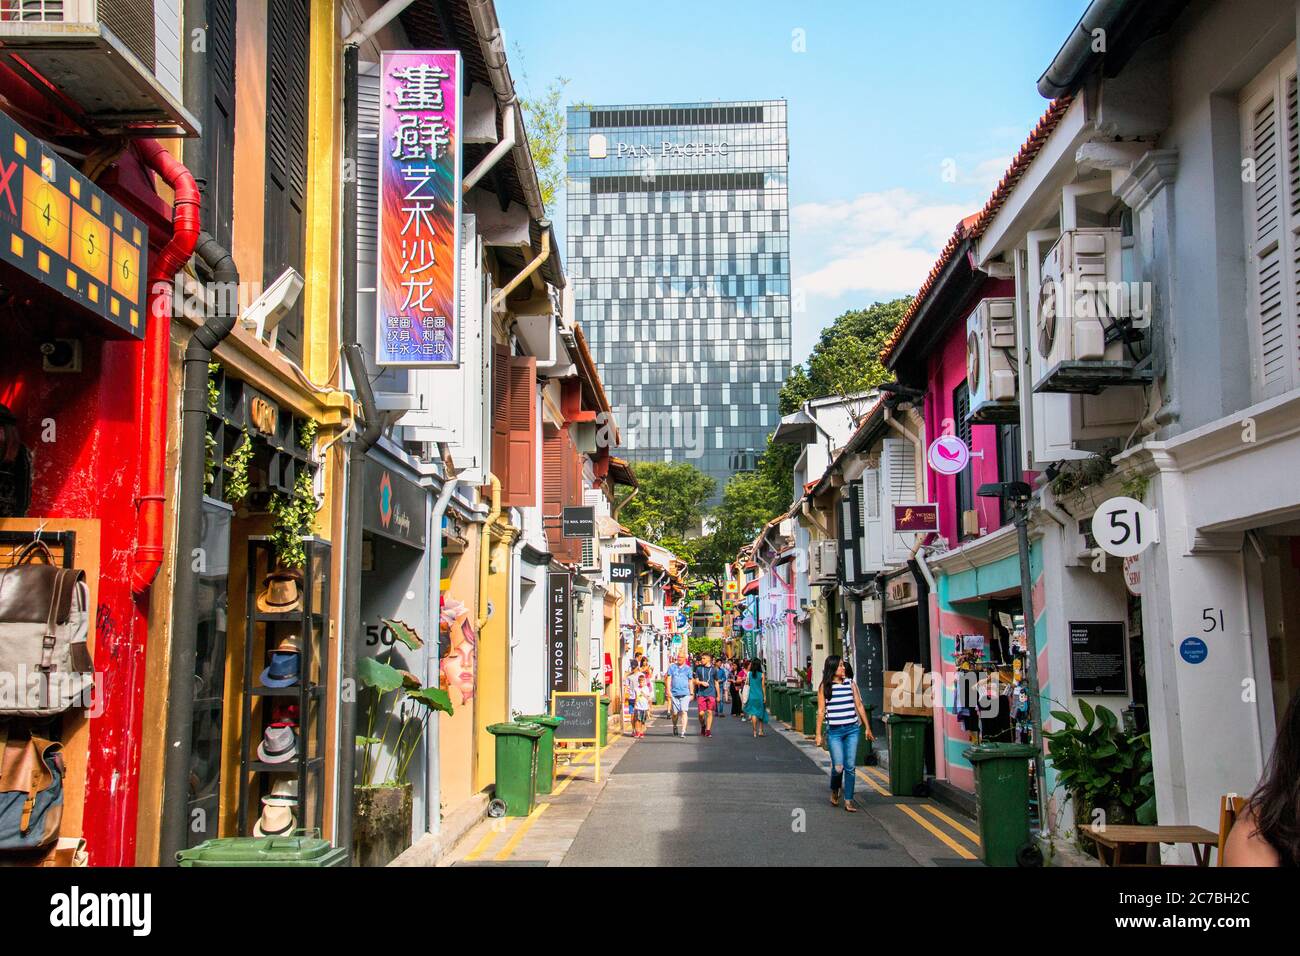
0 0 199 136
808 540 838 585
861 598 882 625
966 297 1019 423
1033 228 1150 394
579 535 601 573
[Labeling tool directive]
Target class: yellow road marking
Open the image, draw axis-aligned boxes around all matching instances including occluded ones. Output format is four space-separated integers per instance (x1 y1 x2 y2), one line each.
920 803 981 846
493 802 549 861
855 769 890 797
462 817 513 862
865 766 889 784
897 804 977 860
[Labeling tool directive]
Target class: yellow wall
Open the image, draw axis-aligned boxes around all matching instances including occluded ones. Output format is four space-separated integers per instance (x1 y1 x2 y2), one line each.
473 529 513 792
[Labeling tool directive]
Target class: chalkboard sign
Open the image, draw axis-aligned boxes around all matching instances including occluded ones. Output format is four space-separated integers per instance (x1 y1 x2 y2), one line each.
1068 621 1128 695
552 692 599 741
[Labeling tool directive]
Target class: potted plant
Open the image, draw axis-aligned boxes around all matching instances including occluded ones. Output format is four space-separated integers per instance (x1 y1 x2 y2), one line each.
1045 700 1156 849
353 618 453 867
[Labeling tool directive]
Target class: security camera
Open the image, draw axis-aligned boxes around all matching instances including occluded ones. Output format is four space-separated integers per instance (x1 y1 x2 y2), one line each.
241 267 304 345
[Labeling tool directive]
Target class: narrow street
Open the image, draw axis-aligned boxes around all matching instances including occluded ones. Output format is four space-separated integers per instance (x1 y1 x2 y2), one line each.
449 703 983 867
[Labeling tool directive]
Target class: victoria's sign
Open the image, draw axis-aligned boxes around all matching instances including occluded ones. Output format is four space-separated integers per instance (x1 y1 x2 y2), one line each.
377 50 462 367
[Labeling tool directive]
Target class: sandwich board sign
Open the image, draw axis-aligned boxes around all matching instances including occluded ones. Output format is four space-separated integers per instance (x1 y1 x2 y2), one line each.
551 691 601 782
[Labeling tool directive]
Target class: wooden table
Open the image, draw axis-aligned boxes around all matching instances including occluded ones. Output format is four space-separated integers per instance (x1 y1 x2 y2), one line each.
1083 824 1219 867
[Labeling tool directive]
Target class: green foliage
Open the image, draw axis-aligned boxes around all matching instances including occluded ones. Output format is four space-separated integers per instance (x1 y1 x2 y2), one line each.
687 637 724 659
357 623 452 787
268 468 317 570
298 417 318 451
207 362 220 414
224 430 253 504
519 76 569 210
204 430 217 492
779 299 910 415
1120 473 1150 502
1045 701 1157 829
694 471 786 586
621 461 715 541
1049 450 1116 505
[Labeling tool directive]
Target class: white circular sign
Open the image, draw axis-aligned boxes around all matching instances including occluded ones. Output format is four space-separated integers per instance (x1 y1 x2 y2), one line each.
927 435 970 475
1093 496 1156 558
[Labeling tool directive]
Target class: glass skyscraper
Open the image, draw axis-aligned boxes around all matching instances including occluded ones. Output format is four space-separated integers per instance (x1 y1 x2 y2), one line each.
565 101 791 499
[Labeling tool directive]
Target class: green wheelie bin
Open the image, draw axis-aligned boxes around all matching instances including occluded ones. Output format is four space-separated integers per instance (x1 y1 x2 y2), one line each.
177 834 348 867
774 685 789 724
488 721 542 816
654 679 666 706
801 690 817 738
517 714 564 794
883 714 930 796
598 695 611 745
964 742 1042 867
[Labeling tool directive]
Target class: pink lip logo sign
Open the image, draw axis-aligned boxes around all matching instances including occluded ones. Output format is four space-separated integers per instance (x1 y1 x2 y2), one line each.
927 435 970 475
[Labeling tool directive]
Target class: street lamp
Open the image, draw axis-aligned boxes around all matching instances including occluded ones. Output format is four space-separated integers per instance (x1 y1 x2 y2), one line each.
977 480 1051 841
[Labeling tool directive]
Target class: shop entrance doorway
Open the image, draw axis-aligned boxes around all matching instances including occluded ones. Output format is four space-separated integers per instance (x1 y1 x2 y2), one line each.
1259 534 1300 733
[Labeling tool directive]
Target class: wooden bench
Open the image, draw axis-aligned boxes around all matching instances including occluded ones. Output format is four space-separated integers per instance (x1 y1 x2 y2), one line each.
1083 824 1219 867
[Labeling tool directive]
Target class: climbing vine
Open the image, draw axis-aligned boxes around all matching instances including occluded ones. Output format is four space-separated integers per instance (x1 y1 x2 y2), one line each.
269 468 317 570
224 430 253 504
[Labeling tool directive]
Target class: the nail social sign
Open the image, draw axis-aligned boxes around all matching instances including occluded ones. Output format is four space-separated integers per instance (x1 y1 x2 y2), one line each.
1093 496 1157 558
377 50 462 367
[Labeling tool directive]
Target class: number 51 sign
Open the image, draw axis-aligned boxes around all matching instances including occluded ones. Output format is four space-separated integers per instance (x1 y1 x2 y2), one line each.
1093 496 1158 558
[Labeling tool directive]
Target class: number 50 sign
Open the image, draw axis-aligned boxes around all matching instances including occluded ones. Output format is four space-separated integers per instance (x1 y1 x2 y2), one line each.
1093 496 1158 558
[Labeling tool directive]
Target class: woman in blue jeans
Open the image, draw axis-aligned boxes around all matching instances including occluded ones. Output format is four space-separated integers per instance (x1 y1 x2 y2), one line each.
815 655 874 812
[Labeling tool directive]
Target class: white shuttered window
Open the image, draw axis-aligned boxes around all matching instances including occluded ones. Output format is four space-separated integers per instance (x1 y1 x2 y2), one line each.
1242 46 1300 400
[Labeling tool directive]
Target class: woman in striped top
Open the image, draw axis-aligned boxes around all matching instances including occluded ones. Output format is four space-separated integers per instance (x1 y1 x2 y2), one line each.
815 655 874 812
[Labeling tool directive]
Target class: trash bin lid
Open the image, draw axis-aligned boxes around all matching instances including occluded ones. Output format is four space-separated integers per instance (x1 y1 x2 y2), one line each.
176 834 345 865
487 721 543 737
517 714 564 728
963 742 1039 762
883 713 932 724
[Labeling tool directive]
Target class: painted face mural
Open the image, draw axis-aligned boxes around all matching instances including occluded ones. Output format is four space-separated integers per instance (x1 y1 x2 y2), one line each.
439 597 476 705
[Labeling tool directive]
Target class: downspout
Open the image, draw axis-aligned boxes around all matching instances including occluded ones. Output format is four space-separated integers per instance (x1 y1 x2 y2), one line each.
425 476 459 834
462 99 517 194
477 473 501 630
133 139 200 595
612 484 637 520
338 41 386 857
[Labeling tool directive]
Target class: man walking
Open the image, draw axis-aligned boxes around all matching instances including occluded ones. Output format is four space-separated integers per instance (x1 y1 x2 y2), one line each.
666 651 694 738
693 652 721 738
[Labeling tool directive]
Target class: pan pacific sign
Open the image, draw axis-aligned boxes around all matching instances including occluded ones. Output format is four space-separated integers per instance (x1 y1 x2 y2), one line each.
587 133 728 160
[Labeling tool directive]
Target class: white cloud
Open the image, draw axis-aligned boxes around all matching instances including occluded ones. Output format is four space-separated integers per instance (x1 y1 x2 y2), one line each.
790 188 970 299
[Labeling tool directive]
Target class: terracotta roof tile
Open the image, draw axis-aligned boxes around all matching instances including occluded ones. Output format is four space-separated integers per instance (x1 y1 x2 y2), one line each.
880 95 1074 366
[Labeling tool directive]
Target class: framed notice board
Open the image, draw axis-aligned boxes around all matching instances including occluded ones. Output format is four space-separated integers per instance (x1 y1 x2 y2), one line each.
552 691 601 782
1068 621 1129 696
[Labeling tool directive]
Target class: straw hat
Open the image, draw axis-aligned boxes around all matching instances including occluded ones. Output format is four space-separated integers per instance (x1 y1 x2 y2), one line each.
256 568 304 614
253 803 297 837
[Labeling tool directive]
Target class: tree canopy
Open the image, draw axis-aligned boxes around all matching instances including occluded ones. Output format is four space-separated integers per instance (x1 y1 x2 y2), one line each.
779 298 912 415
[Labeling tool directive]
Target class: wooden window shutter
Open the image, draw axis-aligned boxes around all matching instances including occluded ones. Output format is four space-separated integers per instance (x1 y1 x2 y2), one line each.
264 0 310 365
502 356 537 507
1242 56 1300 399
542 425 566 556
491 343 511 482
204 0 237 250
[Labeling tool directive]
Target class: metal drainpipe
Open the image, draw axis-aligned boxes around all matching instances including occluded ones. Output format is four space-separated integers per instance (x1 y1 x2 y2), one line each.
424 477 459 833
160 234 239 865
338 42 385 858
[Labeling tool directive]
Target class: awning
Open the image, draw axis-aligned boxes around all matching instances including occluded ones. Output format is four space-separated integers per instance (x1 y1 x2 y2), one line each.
742 580 759 596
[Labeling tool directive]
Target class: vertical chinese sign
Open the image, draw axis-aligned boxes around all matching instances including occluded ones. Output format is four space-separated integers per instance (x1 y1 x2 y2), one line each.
377 50 461 367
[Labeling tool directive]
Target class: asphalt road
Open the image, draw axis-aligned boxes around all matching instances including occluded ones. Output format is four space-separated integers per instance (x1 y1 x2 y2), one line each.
560 698 920 866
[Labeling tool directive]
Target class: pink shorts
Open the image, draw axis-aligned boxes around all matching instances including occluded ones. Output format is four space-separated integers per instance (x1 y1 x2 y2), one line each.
697 696 717 713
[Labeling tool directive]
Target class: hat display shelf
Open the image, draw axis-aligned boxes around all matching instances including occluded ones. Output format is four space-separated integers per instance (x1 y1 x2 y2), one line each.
237 535 331 837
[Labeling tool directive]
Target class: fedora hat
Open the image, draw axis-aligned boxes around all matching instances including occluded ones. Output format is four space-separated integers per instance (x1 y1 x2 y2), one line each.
260 649 301 689
270 630 302 654
256 568 304 614
256 723 298 764
253 803 298 838
261 776 299 807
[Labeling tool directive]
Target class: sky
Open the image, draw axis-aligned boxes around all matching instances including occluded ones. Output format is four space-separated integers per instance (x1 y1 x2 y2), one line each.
495 0 1090 364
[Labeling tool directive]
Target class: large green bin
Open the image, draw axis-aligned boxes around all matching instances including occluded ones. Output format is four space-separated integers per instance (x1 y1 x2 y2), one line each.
801 690 817 737
654 679 666 706
964 742 1040 867
517 714 564 794
884 714 930 796
774 685 789 723
488 721 542 816
177 834 347 867
598 695 611 745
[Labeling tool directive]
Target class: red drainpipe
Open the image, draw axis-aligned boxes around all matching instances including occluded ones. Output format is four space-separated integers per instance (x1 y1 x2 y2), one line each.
131 139 200 596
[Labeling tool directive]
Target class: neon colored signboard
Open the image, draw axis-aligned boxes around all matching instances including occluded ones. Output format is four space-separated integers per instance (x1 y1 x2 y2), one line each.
377 51 462 367
0 108 146 338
